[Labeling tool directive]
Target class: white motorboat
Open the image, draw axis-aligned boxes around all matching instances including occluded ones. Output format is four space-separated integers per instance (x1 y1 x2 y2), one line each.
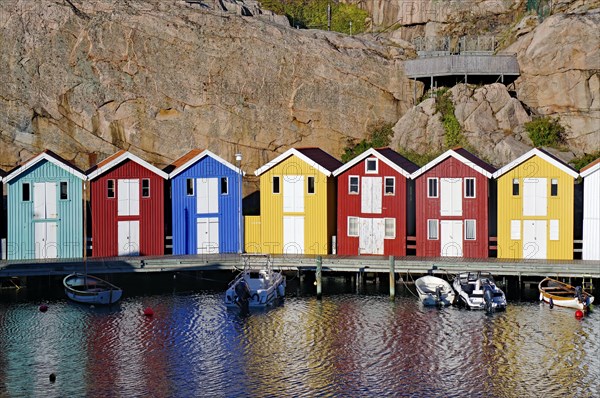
415 275 455 306
453 271 506 311
225 254 285 311
63 273 123 305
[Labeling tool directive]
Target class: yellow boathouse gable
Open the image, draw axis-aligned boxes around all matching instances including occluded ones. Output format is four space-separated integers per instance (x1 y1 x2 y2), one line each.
494 148 579 260
245 148 341 256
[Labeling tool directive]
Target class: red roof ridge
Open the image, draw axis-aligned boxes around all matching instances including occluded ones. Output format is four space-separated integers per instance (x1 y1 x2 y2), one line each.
95 150 128 169
580 157 600 172
169 149 204 169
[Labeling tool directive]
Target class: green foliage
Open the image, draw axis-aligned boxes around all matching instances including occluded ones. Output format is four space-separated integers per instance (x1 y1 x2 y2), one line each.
571 152 600 171
341 121 394 163
260 0 368 34
397 148 443 167
525 116 565 148
434 88 464 148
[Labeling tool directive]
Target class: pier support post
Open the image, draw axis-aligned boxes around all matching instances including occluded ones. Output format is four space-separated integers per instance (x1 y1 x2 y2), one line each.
316 256 322 300
389 255 395 300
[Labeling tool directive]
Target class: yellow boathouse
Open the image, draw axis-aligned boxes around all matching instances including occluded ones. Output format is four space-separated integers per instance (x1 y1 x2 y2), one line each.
493 148 579 260
245 148 342 255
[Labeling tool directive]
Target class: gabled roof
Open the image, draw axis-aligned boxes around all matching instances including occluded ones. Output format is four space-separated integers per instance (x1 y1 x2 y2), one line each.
165 149 245 179
87 150 168 180
410 148 496 179
3 150 86 183
254 147 342 177
580 157 600 178
492 148 579 179
333 147 418 178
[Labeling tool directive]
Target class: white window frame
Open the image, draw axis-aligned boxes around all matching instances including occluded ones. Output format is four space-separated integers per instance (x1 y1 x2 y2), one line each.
464 177 476 198
427 219 439 240
551 178 558 197
349 176 359 194
348 217 359 237
427 178 439 198
107 179 115 199
465 219 476 240
384 218 396 239
365 158 378 174
186 178 194 196
512 178 520 196
384 177 395 196
59 181 69 200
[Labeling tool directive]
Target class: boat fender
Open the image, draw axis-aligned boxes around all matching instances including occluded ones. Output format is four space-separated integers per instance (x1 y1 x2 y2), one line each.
39 304 48 313
549 298 554 309
143 307 154 317
575 310 584 319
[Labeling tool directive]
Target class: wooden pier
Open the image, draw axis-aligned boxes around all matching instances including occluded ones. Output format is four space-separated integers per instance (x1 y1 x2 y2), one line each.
1 254 598 280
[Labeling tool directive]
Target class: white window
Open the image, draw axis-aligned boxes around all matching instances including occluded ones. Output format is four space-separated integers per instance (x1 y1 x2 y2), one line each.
512 178 519 196
465 220 476 240
349 176 359 194
307 176 315 194
384 177 395 196
107 179 115 198
427 178 438 198
384 218 396 239
348 217 359 237
551 178 558 196
427 219 439 240
365 158 378 174
550 219 559 241
60 181 68 200
465 178 476 198
510 220 520 240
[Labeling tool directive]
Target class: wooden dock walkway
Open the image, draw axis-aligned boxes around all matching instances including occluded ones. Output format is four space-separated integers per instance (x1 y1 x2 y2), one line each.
1 254 598 280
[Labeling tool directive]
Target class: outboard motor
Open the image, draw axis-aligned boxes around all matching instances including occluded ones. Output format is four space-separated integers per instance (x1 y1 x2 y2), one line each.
435 285 443 306
575 286 584 303
483 282 494 314
234 279 251 313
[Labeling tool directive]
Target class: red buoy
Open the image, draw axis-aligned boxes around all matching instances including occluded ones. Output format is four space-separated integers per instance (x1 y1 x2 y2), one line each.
39 304 48 313
575 310 584 319
143 307 154 317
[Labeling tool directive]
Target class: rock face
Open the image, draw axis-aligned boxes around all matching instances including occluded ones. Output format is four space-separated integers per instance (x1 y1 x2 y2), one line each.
507 9 600 152
0 0 415 177
391 83 537 166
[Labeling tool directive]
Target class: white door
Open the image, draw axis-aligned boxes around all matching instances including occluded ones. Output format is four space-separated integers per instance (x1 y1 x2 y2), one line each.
283 176 304 212
283 216 304 254
359 218 385 255
34 222 58 259
441 220 463 257
197 217 219 254
33 182 58 219
440 178 462 216
523 178 547 216
118 179 140 216
523 220 547 259
197 178 219 214
118 220 140 256
361 177 382 214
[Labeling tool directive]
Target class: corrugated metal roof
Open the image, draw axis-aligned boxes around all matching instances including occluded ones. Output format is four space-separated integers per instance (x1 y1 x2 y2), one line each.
163 149 204 174
4 150 86 182
453 147 497 174
537 148 578 174
376 147 420 174
295 147 343 173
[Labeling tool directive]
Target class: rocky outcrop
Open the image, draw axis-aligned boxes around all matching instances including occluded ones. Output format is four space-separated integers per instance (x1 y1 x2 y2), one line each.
507 9 600 152
391 83 538 166
0 0 416 176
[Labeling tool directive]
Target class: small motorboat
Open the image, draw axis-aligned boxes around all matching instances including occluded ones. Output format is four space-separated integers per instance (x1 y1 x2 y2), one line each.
453 271 507 311
224 254 285 311
538 277 594 310
415 275 455 306
63 273 123 305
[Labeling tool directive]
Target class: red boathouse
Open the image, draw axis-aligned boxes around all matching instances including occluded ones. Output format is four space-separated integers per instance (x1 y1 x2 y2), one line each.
333 148 418 256
411 148 496 258
87 151 168 257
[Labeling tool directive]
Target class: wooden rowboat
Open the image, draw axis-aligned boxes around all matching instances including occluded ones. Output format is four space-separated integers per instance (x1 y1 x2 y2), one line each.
538 277 594 310
63 273 123 305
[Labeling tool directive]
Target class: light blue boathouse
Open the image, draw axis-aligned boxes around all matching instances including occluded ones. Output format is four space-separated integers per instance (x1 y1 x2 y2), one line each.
166 149 244 255
3 151 86 260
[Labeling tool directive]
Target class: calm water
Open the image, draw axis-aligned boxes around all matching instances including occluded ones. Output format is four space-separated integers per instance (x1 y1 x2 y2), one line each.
0 276 599 397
